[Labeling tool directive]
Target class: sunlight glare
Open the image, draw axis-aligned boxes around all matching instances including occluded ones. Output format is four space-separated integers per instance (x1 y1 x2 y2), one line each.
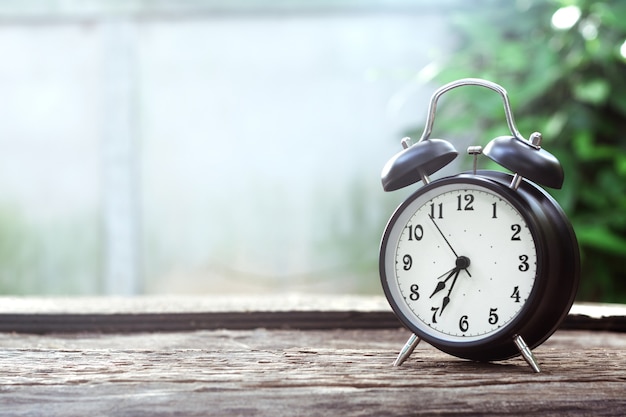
551 6 581 30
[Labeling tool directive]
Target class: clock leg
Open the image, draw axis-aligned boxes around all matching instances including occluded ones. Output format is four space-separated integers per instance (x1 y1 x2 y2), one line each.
393 333 421 366
513 335 541 373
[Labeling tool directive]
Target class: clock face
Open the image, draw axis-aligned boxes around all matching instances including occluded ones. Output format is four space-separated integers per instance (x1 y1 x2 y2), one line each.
381 179 539 343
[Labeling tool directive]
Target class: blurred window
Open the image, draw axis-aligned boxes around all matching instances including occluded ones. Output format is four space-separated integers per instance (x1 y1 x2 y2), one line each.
0 1 454 295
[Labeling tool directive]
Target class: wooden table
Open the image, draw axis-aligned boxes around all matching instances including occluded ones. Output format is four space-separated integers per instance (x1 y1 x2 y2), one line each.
1 296 625 416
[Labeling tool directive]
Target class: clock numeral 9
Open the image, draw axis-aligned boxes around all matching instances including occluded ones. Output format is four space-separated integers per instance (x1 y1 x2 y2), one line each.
407 224 424 241
402 254 412 270
459 315 469 332
409 284 420 301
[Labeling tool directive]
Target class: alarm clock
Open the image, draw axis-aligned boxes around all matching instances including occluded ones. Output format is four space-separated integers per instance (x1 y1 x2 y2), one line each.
379 78 580 372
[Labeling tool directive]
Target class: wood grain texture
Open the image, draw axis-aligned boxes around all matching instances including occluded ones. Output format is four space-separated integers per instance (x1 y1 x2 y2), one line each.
1 329 625 416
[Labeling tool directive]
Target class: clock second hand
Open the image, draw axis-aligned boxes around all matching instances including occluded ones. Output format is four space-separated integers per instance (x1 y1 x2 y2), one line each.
428 214 472 278
428 214 458 257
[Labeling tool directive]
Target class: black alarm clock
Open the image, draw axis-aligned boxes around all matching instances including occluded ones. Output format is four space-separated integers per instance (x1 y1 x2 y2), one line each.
379 78 580 372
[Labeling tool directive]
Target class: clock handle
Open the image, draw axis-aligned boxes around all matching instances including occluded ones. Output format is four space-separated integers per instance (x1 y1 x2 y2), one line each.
381 78 562 191
417 78 525 143
415 78 564 190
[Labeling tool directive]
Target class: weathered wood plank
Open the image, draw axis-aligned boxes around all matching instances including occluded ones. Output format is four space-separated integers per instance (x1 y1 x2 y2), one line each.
1 296 625 333
0 329 624 416
0 311 401 333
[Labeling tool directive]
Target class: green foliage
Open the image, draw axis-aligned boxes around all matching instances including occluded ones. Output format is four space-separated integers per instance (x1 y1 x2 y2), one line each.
425 0 626 301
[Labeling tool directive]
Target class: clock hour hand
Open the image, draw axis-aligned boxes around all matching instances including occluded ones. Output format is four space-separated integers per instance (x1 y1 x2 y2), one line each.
430 254 472 299
429 267 457 298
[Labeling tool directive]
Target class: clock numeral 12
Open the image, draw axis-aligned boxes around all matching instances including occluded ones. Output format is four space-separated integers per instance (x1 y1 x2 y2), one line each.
457 194 474 211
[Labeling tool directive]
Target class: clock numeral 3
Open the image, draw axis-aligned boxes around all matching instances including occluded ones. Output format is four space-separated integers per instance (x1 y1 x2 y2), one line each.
518 255 530 272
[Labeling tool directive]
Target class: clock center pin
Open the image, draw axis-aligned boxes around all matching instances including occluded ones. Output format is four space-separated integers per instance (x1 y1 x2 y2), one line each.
456 256 470 269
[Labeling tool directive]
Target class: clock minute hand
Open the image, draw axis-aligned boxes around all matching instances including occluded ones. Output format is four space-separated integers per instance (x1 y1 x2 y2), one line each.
440 268 461 316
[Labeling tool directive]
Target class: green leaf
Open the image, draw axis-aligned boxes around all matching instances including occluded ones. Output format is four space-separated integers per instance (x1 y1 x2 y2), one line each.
573 79 610 104
576 225 626 255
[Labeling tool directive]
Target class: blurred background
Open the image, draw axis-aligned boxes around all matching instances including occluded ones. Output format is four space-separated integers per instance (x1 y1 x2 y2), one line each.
0 0 624 302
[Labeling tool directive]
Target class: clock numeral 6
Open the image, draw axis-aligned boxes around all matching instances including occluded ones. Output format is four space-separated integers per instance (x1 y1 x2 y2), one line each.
459 315 469 332
409 284 420 301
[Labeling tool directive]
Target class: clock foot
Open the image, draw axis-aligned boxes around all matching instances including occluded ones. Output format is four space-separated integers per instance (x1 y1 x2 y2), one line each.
513 335 541 373
393 333 421 366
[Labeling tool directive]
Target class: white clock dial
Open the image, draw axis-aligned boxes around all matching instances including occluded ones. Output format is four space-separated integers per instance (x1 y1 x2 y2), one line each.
382 182 537 343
